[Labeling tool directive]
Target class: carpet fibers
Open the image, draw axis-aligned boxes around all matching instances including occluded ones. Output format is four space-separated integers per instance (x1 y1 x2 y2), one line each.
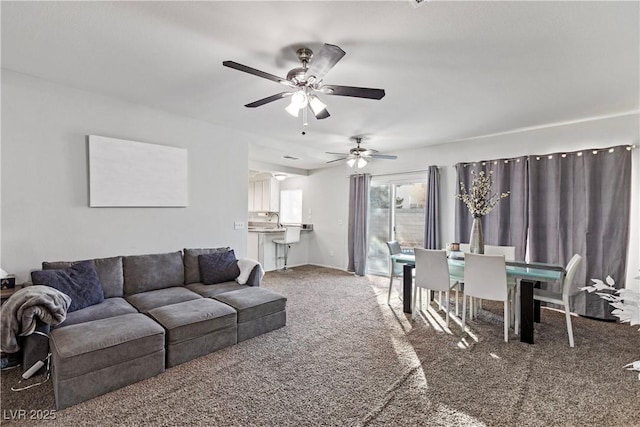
1 265 639 426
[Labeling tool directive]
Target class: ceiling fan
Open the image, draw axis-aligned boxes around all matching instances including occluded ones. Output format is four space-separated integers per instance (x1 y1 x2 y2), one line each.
326 137 398 168
223 44 385 120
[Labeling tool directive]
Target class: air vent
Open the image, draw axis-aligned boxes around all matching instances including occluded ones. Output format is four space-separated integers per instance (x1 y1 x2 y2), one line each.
282 155 300 160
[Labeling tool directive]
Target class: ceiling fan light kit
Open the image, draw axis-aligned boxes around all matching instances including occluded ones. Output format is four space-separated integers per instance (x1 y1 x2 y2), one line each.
223 43 386 124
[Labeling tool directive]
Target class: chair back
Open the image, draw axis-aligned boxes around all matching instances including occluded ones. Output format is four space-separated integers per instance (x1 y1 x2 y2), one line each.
386 241 402 256
283 226 301 244
414 248 451 292
484 245 516 261
562 254 583 300
464 253 508 301
387 241 403 275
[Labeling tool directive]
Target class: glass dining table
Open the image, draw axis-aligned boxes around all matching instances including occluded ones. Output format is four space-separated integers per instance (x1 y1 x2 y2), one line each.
391 253 565 344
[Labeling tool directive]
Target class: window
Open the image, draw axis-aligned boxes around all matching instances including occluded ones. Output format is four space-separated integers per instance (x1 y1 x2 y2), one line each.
280 189 302 224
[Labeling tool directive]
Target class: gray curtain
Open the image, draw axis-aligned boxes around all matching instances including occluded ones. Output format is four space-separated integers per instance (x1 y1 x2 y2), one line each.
454 157 529 261
348 173 371 276
424 166 440 249
528 146 631 319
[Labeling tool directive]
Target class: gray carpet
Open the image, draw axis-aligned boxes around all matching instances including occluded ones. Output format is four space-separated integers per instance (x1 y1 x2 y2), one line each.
1 265 639 426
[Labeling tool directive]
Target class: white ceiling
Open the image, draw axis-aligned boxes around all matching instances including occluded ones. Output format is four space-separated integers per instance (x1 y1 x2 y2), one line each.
2 1 638 171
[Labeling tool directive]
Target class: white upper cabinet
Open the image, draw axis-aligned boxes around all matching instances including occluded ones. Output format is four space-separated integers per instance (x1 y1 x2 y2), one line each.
248 177 280 212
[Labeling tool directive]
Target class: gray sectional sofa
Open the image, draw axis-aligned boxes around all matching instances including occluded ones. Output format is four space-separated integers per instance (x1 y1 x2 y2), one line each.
30 248 286 409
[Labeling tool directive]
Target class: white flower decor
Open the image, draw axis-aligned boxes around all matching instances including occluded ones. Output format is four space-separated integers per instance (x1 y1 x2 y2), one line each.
581 275 640 379
456 170 510 218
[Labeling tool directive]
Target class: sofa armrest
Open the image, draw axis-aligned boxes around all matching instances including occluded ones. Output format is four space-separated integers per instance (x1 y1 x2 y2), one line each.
245 265 262 287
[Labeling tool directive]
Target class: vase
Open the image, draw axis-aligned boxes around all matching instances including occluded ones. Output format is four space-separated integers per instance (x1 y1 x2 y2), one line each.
469 217 484 254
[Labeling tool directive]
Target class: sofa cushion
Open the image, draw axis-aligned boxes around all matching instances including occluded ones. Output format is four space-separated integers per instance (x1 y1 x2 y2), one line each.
199 251 240 285
187 282 248 298
148 298 237 344
126 287 201 313
43 256 124 299
32 261 104 312
123 252 184 295
183 247 231 285
213 288 287 323
57 297 138 328
50 313 165 379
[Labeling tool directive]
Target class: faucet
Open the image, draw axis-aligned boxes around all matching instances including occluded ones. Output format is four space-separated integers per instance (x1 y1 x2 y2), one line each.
268 212 281 228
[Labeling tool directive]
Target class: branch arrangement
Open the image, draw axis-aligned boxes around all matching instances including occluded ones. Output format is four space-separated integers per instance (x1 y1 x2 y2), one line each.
456 170 509 218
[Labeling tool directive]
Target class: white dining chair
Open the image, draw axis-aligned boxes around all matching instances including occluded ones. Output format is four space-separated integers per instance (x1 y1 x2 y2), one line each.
531 254 582 347
484 245 518 329
458 244 516 323
273 226 301 271
462 253 511 342
413 248 458 326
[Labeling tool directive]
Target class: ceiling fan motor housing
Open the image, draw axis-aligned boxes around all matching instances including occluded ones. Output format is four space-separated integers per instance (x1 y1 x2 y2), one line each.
287 47 314 85
286 67 307 85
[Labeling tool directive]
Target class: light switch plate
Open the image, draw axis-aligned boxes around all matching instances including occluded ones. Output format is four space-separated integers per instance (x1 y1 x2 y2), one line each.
234 221 245 230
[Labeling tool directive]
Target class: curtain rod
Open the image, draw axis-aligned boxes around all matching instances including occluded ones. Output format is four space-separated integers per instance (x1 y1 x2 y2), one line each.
454 144 635 167
370 167 444 178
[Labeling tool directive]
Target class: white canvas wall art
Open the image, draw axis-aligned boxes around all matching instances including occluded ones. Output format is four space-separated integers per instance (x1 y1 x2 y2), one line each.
89 135 188 207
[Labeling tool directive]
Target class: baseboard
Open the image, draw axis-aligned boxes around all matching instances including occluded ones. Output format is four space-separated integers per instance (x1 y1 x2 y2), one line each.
265 263 348 273
307 263 349 272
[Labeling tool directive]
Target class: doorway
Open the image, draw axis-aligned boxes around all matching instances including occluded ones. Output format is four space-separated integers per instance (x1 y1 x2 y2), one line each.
367 174 427 276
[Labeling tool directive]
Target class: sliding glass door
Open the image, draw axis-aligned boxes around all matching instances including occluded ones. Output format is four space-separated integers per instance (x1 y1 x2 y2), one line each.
367 174 427 276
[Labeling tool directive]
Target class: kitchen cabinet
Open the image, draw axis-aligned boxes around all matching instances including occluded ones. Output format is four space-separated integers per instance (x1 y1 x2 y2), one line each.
248 178 280 212
247 228 311 272
247 232 259 261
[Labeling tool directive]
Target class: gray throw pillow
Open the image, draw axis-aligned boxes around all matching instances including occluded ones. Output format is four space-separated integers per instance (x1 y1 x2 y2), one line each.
31 260 105 312
198 250 240 285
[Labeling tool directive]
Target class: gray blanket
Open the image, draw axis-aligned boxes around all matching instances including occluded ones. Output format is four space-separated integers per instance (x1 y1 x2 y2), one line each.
0 285 71 353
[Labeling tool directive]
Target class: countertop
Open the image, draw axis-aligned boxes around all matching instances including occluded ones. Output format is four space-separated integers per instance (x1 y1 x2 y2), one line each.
248 227 312 233
248 227 286 233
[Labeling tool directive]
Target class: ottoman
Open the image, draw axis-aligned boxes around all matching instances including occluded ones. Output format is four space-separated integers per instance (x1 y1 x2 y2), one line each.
213 287 287 342
50 313 165 410
148 298 237 367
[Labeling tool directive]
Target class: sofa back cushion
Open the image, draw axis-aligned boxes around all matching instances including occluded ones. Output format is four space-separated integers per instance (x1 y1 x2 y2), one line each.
183 247 231 284
123 251 184 296
43 256 124 298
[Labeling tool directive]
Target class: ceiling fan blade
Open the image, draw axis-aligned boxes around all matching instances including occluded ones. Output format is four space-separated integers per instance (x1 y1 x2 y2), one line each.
326 157 349 163
223 61 295 87
321 85 385 100
358 149 377 156
304 44 346 84
370 154 398 159
325 152 349 156
244 92 292 108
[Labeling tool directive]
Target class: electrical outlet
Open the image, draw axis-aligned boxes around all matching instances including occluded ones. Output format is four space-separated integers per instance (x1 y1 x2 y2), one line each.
234 221 245 230
329 251 334 257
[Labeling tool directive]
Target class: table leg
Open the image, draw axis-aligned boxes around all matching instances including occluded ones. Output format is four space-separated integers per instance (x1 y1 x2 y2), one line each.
534 282 541 323
403 264 413 314
520 280 537 344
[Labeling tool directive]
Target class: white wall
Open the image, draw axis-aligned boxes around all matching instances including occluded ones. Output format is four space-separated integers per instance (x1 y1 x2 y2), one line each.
2 71 250 282
306 114 640 288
